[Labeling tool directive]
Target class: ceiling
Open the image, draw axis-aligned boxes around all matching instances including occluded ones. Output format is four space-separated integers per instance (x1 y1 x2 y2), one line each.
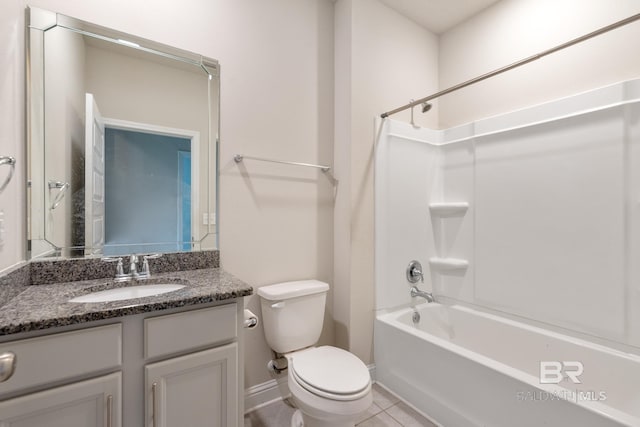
377 0 502 34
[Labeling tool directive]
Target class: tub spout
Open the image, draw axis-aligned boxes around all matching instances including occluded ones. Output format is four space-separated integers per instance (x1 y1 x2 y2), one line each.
410 286 435 303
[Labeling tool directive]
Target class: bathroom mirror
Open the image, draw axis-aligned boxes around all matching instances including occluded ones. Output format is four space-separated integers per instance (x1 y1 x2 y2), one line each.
27 7 219 259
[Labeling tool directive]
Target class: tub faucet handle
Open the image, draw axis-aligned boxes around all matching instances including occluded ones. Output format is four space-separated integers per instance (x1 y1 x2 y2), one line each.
407 260 424 283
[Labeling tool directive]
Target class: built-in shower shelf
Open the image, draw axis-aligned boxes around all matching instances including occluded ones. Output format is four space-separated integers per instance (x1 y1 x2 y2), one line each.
428 202 469 216
429 257 469 271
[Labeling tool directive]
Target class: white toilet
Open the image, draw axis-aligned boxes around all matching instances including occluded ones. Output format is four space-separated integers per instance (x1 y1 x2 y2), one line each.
258 280 373 427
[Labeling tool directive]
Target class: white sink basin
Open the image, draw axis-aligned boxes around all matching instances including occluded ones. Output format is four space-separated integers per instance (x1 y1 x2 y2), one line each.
69 284 186 303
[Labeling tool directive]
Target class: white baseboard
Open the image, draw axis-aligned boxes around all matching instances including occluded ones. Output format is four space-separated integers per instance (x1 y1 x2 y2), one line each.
244 364 377 413
244 377 289 413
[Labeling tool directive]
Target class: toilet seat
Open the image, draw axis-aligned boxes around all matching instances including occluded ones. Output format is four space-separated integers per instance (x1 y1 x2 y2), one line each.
290 346 371 401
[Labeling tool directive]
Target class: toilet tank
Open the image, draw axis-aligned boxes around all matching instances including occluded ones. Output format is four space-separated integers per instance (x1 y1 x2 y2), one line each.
257 280 329 354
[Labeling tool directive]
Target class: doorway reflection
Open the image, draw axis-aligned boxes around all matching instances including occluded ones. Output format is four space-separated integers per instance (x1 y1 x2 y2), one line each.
104 128 193 255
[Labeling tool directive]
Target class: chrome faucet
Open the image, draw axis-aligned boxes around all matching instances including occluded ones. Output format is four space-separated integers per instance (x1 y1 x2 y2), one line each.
410 286 435 303
129 255 139 278
102 253 162 281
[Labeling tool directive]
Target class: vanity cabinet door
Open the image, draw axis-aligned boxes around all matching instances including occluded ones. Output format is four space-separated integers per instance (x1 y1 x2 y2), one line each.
0 372 121 427
145 343 237 427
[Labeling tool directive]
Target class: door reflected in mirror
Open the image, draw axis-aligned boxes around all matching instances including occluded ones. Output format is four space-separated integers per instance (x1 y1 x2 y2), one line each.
101 123 197 256
27 7 219 258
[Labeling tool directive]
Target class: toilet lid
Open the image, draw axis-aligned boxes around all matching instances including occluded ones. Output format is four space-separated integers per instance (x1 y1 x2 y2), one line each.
291 346 371 398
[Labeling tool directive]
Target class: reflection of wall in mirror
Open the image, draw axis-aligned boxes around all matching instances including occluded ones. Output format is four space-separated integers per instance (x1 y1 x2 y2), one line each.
84 43 214 248
41 27 86 256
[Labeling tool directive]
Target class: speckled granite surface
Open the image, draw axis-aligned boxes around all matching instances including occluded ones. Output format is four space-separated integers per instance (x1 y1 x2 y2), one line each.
30 250 220 285
0 263 30 311
0 267 252 336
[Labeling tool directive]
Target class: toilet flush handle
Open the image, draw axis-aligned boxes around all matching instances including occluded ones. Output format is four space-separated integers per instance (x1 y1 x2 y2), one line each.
271 302 285 309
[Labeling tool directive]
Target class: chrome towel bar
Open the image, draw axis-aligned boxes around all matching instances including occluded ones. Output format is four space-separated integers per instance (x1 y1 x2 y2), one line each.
234 154 331 173
0 156 16 193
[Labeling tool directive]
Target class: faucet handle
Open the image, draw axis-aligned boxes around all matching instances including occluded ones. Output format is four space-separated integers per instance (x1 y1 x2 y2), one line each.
140 253 162 278
415 266 424 283
101 257 128 281
406 260 424 283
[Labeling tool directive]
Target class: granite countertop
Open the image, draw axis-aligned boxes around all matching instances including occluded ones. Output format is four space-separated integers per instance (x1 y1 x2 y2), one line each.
0 268 253 336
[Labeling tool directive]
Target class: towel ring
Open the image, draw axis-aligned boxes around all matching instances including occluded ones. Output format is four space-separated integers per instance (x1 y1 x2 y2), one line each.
0 156 16 193
48 180 70 210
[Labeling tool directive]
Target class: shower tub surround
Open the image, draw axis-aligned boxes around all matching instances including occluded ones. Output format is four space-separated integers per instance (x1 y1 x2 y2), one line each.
0 250 251 335
374 79 640 426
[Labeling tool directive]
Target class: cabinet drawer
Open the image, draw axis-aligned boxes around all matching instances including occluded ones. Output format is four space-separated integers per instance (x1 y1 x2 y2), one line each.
144 303 237 359
0 324 122 396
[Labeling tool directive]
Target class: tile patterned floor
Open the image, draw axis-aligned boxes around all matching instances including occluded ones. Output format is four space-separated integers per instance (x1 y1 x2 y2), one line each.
244 383 438 427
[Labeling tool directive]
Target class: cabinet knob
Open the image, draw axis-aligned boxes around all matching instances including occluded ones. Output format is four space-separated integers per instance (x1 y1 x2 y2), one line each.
0 351 16 382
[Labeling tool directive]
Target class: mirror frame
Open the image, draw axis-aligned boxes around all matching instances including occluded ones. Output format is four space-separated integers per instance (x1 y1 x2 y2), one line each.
26 6 220 259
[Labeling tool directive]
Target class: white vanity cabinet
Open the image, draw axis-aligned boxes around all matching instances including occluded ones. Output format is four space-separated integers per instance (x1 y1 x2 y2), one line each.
0 301 243 427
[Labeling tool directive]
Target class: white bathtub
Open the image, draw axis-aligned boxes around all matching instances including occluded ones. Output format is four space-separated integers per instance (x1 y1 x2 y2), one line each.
374 303 640 427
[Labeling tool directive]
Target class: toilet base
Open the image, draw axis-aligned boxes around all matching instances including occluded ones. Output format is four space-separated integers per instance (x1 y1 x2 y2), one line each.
284 347 372 427
291 408 359 427
287 379 371 427
291 410 304 427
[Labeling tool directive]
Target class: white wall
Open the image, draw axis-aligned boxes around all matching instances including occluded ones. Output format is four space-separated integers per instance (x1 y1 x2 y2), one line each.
439 0 640 128
334 0 439 362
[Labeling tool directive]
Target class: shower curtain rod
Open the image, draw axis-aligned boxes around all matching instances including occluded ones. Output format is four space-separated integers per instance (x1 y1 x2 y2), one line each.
381 12 640 119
